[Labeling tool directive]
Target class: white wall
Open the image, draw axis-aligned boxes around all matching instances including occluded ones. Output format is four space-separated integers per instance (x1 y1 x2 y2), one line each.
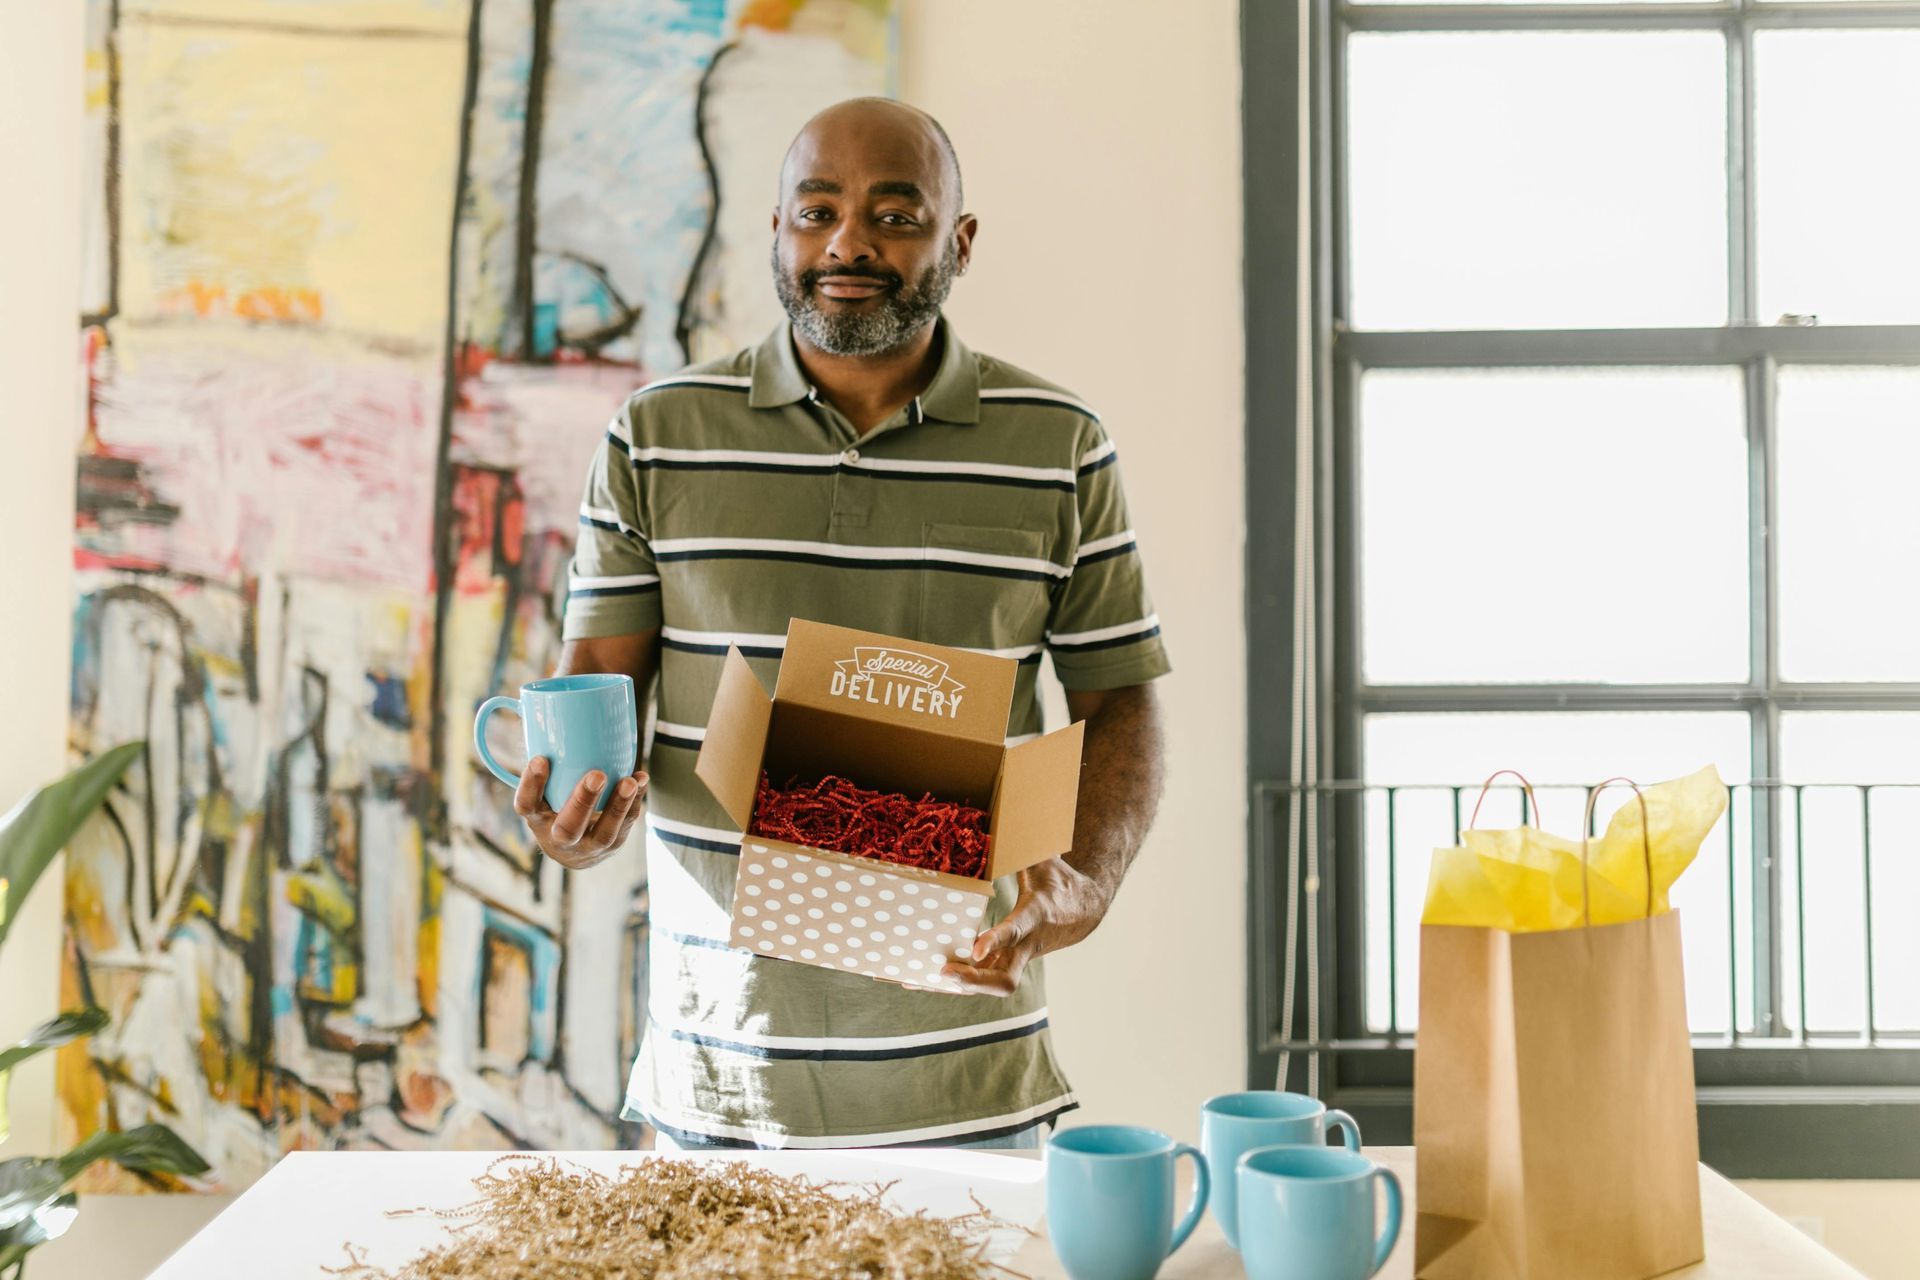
1739 1182 1920 1280
1 0 87 1158
0 8 229 1280
0 3 1248 1276
0 196 239 1248
901 0 1250 1136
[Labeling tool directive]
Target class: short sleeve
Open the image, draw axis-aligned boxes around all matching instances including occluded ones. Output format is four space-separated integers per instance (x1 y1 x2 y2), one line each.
561 398 663 640
1045 424 1172 690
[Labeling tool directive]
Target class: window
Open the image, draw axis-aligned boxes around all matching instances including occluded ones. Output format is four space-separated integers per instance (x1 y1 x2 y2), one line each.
1246 0 1920 1176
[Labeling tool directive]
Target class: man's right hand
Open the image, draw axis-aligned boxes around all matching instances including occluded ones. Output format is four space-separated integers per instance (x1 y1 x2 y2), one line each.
514 758 649 870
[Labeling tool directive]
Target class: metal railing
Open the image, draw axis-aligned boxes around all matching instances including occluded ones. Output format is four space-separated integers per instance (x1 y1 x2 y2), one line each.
1256 780 1920 1061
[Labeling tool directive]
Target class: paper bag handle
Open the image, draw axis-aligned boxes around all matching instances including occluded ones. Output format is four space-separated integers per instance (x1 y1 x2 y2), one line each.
1466 769 1542 832
1579 777 1654 925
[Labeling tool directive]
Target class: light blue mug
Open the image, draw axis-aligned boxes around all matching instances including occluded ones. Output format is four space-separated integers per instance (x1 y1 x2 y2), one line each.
473 674 637 813
1235 1145 1402 1280
1201 1090 1362 1249
1046 1125 1210 1280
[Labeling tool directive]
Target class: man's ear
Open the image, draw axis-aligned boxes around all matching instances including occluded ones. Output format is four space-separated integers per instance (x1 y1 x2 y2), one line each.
770 207 780 234
955 212 979 275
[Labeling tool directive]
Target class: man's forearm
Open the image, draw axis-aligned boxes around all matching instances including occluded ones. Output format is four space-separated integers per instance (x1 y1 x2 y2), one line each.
1062 683 1167 901
936 681 1166 994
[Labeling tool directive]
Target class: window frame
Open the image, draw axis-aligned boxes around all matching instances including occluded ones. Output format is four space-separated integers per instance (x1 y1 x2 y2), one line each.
1244 0 1920 1178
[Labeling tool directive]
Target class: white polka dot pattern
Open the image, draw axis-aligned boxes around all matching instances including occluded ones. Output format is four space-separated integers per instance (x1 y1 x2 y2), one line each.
728 847 994 984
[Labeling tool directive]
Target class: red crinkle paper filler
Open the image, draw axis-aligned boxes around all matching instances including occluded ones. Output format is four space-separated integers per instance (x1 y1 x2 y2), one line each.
749 772 992 880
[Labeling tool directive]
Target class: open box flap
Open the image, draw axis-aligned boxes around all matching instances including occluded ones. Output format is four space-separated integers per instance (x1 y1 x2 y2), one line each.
694 647 773 830
775 618 1016 747
987 720 1086 879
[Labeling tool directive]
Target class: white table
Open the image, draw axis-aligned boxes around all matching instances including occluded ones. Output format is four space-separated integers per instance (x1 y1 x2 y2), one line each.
1010 1147 1868 1279
150 1148 1045 1278
153 1146 1865 1279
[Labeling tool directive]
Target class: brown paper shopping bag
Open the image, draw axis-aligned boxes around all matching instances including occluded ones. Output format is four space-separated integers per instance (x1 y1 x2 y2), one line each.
1414 776 1707 1280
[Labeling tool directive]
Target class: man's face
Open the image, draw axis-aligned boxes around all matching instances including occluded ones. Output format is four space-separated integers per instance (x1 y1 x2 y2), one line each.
771 112 969 357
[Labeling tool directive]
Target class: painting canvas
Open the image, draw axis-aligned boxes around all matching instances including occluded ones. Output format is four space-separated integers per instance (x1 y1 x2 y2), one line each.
62 0 894 1193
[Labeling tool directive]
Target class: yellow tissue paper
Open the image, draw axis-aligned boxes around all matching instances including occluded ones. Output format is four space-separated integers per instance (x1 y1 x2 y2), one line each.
1420 765 1728 933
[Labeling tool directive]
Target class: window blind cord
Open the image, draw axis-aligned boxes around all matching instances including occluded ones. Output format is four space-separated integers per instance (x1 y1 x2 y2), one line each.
1277 233 1321 1103
1278 0 1321 1098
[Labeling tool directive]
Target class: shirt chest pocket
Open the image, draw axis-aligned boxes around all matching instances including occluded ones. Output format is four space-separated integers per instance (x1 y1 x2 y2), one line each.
919 522 1056 649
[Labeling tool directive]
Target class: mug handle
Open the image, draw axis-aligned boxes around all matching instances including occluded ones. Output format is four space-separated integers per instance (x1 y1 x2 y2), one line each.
1167 1142 1211 1257
1367 1166 1404 1278
1326 1107 1363 1152
473 696 524 788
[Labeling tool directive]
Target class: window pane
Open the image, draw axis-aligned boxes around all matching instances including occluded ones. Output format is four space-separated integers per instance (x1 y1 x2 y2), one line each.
1360 368 1748 684
1347 32 1726 330
1779 714 1920 1036
1361 712 1750 1034
1777 367 1920 682
1756 32 1920 325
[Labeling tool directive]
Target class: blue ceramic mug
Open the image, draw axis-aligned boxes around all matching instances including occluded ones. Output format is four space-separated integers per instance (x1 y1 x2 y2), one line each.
1046 1125 1210 1280
1201 1090 1362 1249
1236 1146 1402 1280
473 674 637 813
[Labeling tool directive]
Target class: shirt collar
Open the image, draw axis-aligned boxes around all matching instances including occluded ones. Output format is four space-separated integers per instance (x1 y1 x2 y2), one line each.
919 318 981 425
748 323 814 408
747 316 981 425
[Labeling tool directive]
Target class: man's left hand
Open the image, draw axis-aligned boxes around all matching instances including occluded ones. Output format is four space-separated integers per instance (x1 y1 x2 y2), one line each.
939 856 1115 997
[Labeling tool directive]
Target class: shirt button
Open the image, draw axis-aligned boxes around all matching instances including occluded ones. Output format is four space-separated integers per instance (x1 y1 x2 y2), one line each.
844 448 861 463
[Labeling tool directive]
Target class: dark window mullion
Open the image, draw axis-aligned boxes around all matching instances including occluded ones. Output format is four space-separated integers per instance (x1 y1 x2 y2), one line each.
1342 3 1738 33
1329 0 1371 1056
1359 685 1765 712
1333 363 1368 1051
1749 353 1783 1035
1340 326 1920 367
1359 684 1920 712
1330 0 1352 330
1729 3 1756 325
1339 1 1920 33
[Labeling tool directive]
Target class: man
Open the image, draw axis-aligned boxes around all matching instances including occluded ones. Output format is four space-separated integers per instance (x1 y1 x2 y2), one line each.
513 97 1168 1150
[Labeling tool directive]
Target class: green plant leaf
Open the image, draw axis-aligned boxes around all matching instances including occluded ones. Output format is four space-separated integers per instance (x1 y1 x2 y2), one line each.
0 1008 110 1146
0 1187 78 1278
0 742 145 951
0 1161 63 1234
55 1125 208 1184
0 1008 109 1079
0 1191 76 1251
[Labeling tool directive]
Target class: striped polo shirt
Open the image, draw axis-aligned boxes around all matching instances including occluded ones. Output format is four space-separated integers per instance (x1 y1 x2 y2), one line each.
563 316 1171 1148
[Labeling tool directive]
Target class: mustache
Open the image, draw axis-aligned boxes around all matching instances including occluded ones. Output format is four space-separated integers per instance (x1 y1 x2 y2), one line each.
799 264 902 291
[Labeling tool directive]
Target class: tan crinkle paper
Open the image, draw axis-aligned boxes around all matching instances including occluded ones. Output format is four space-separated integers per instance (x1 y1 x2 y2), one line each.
324 1154 1029 1279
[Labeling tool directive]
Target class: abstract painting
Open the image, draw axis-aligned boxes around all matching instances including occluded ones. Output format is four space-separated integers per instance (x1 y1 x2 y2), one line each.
62 0 893 1193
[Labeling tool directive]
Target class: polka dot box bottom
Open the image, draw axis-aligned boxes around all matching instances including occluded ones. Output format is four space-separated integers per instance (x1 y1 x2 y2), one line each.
730 840 992 988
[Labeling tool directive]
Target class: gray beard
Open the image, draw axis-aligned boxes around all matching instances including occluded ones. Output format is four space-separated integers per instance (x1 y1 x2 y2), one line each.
773 239 959 357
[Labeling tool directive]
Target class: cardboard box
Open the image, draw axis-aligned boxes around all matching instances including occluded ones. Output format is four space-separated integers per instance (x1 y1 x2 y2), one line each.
695 619 1085 986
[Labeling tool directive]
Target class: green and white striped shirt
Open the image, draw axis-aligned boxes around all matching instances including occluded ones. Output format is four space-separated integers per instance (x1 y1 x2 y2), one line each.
563 317 1171 1147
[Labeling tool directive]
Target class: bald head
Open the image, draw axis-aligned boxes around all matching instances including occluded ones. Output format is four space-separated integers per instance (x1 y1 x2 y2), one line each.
779 97 964 222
